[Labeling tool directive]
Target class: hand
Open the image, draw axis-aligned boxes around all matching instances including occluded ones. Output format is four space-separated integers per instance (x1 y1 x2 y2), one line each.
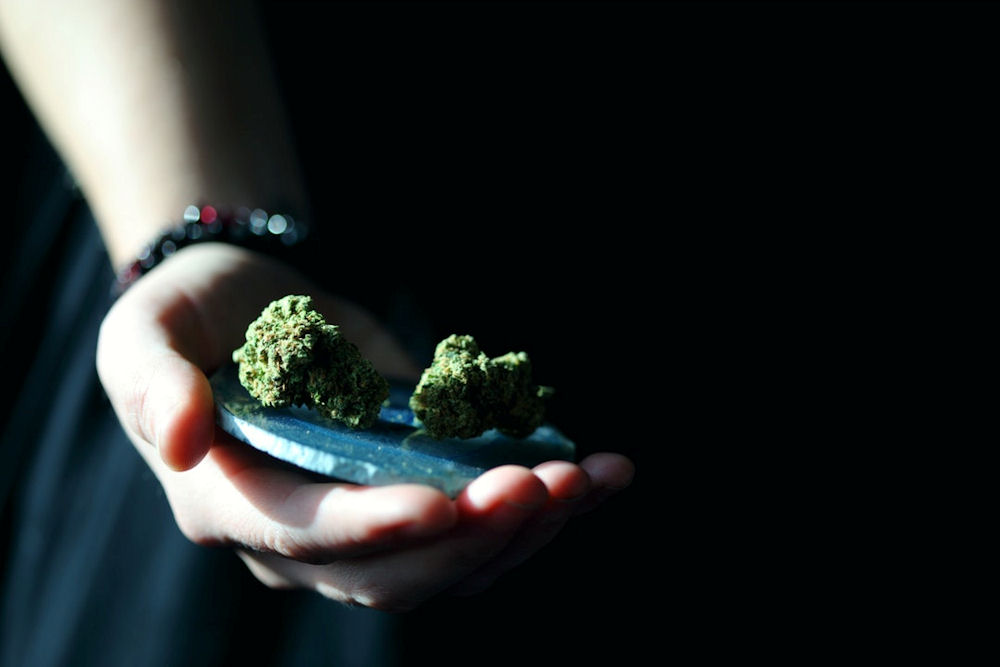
97 243 634 611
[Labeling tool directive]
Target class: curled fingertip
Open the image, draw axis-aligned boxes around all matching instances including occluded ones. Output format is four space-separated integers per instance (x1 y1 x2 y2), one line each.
461 465 548 513
307 483 457 551
580 452 635 491
155 365 215 471
370 484 458 538
532 461 591 502
158 403 213 471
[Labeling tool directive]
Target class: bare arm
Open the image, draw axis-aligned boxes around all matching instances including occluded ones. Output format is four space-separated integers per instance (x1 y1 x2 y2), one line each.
0 0 306 266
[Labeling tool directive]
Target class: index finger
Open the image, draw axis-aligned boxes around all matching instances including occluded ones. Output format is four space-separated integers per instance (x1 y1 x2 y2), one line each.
144 435 459 563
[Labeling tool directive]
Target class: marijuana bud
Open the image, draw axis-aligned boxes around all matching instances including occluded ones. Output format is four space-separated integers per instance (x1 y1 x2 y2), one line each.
409 334 552 439
232 295 389 429
487 351 552 439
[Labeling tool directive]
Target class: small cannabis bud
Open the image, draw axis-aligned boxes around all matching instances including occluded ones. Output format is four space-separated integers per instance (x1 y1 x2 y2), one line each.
232 295 389 429
409 334 552 439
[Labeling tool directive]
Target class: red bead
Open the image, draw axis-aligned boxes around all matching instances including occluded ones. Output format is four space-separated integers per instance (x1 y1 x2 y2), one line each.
118 261 141 283
200 205 218 224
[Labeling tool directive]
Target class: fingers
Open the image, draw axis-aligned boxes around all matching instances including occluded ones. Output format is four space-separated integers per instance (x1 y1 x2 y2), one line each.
447 461 589 596
98 297 216 470
448 454 634 595
573 453 636 515
341 465 549 593
144 351 216 470
196 458 634 611
233 466 549 611
579 452 636 489
152 438 457 562
459 464 549 514
249 482 457 562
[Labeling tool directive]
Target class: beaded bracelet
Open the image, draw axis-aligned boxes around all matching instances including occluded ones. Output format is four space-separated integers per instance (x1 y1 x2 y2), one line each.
111 204 309 297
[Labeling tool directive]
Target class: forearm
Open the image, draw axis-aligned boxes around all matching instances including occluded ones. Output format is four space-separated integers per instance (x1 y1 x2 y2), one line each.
0 0 306 267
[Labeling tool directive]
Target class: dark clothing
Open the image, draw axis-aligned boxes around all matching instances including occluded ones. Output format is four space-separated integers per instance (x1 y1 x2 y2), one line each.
0 140 395 667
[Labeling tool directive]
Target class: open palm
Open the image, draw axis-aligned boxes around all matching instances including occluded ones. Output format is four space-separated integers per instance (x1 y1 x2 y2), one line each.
96 243 634 611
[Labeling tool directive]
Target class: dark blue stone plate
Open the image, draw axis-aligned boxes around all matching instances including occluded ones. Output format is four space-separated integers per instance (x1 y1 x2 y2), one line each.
211 364 575 497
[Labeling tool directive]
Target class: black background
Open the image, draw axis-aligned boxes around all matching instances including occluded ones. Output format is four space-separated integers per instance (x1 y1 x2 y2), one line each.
259 3 656 660
4 1 985 663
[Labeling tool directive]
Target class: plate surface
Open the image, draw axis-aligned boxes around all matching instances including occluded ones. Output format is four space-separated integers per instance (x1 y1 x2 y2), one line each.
211 364 575 497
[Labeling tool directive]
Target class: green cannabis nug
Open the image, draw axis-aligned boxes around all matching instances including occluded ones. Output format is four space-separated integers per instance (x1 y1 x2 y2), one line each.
409 334 552 439
232 295 389 429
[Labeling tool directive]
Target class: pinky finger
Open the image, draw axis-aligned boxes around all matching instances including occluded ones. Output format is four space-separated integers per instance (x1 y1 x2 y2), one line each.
572 453 635 516
447 461 591 596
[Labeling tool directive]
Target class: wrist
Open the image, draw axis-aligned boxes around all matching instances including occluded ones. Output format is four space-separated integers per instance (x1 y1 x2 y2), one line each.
111 203 309 298
92 173 309 269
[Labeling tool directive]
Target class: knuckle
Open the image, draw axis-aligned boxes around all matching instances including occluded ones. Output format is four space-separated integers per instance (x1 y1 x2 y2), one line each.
267 529 330 564
126 373 154 444
174 513 219 548
114 359 160 448
96 312 151 444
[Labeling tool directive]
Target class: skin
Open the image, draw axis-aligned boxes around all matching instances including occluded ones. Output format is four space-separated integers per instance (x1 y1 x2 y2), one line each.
0 0 635 611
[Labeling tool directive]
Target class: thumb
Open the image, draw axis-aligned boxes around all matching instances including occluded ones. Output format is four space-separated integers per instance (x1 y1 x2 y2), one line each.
97 304 216 471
